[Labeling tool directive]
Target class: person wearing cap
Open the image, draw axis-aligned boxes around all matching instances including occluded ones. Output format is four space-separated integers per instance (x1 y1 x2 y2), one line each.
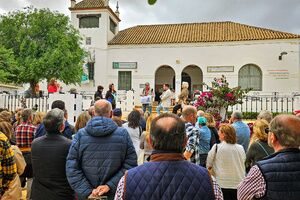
230 112 250 152
112 108 126 127
196 116 212 167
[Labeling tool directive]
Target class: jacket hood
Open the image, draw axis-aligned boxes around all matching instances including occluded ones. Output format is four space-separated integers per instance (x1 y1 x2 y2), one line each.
85 116 118 137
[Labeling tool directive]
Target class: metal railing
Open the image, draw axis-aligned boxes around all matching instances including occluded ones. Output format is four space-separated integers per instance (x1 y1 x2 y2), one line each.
229 95 296 113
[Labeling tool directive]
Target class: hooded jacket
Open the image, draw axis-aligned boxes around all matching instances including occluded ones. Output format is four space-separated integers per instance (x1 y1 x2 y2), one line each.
66 116 137 200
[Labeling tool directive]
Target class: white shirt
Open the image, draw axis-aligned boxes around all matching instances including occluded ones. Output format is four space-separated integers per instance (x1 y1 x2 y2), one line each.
123 123 140 154
207 141 246 189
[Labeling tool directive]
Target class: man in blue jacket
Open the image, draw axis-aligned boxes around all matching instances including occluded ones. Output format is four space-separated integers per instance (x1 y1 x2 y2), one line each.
34 100 74 139
66 99 137 200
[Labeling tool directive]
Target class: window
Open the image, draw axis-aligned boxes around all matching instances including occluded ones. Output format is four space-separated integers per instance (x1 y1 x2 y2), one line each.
79 16 99 28
238 64 262 91
110 18 117 34
86 37 91 45
118 71 132 91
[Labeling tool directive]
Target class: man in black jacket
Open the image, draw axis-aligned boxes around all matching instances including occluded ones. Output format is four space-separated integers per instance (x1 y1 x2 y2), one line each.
31 108 74 200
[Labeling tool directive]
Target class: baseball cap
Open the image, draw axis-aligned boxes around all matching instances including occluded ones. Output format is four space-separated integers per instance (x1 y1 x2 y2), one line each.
197 116 207 125
113 108 122 117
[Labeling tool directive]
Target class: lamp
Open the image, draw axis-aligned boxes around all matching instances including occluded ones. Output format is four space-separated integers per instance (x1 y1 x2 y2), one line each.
279 52 287 60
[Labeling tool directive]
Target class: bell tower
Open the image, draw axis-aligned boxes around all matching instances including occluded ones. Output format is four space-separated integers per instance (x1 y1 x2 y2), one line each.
69 0 121 49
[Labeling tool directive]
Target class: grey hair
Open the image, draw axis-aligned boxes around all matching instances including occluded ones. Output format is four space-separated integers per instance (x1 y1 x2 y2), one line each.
269 115 300 148
21 108 33 122
232 111 243 120
181 82 189 89
257 110 273 123
94 100 112 117
43 108 64 133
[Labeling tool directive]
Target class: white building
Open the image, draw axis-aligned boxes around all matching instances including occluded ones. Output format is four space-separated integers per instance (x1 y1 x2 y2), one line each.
69 0 300 104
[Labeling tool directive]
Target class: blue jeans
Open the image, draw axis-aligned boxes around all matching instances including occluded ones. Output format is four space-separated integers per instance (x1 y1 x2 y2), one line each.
156 104 169 115
142 104 152 113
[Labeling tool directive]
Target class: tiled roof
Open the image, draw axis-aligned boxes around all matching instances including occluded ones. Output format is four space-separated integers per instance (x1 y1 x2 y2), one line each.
109 21 300 45
73 0 105 9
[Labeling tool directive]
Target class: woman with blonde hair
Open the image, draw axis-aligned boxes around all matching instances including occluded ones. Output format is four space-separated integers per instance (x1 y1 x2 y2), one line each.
204 113 220 147
139 114 154 164
245 119 274 172
32 112 46 127
74 111 91 133
207 124 245 200
0 121 26 200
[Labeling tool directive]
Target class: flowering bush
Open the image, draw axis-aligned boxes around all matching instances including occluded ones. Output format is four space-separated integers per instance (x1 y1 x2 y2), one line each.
194 75 251 120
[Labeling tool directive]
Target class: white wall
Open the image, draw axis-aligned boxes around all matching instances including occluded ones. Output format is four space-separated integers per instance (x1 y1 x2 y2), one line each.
103 39 299 100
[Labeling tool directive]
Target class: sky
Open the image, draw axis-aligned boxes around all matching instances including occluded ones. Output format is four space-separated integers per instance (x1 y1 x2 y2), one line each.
0 0 299 34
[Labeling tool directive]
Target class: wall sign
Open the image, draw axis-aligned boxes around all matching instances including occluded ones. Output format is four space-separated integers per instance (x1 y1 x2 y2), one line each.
207 66 234 73
267 70 289 80
113 62 137 69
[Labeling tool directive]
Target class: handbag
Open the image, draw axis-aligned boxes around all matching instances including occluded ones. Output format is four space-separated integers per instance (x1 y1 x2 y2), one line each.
208 144 218 177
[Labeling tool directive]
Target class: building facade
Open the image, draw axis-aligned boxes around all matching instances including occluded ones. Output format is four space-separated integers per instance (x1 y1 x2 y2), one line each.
69 0 300 104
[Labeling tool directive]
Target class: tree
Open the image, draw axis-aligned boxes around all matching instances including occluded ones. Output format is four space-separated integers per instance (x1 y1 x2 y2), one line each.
0 7 85 91
148 0 157 5
0 45 17 83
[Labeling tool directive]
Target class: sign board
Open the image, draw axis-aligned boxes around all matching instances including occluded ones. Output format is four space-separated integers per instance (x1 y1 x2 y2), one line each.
113 62 137 69
267 70 289 80
207 66 234 73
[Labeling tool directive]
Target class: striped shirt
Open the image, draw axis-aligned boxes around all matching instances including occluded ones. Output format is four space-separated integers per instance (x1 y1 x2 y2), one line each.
237 165 266 200
185 122 200 165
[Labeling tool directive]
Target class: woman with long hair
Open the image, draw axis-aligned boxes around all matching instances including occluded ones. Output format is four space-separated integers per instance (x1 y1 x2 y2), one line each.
123 110 141 154
32 112 46 127
245 119 274 172
0 121 26 200
207 124 246 200
139 114 154 164
105 83 117 109
204 113 220 147
74 111 91 133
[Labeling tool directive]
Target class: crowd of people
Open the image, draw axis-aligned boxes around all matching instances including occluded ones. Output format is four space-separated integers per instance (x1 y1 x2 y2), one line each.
0 87 299 200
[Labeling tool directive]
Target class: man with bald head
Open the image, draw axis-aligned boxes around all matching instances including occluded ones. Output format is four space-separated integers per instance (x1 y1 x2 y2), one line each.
66 100 137 200
238 114 300 200
114 113 222 200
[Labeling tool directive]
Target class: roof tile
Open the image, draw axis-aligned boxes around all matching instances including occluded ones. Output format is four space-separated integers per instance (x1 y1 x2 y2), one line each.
109 21 300 45
73 0 105 9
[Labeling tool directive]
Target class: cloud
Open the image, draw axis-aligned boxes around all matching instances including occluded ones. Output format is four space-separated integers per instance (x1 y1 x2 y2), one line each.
0 0 299 34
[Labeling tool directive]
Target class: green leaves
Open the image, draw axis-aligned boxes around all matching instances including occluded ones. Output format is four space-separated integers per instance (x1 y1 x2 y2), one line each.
148 0 157 5
0 46 18 83
0 7 85 86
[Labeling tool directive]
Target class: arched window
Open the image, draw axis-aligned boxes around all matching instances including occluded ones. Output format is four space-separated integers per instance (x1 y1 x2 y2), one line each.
238 64 262 91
